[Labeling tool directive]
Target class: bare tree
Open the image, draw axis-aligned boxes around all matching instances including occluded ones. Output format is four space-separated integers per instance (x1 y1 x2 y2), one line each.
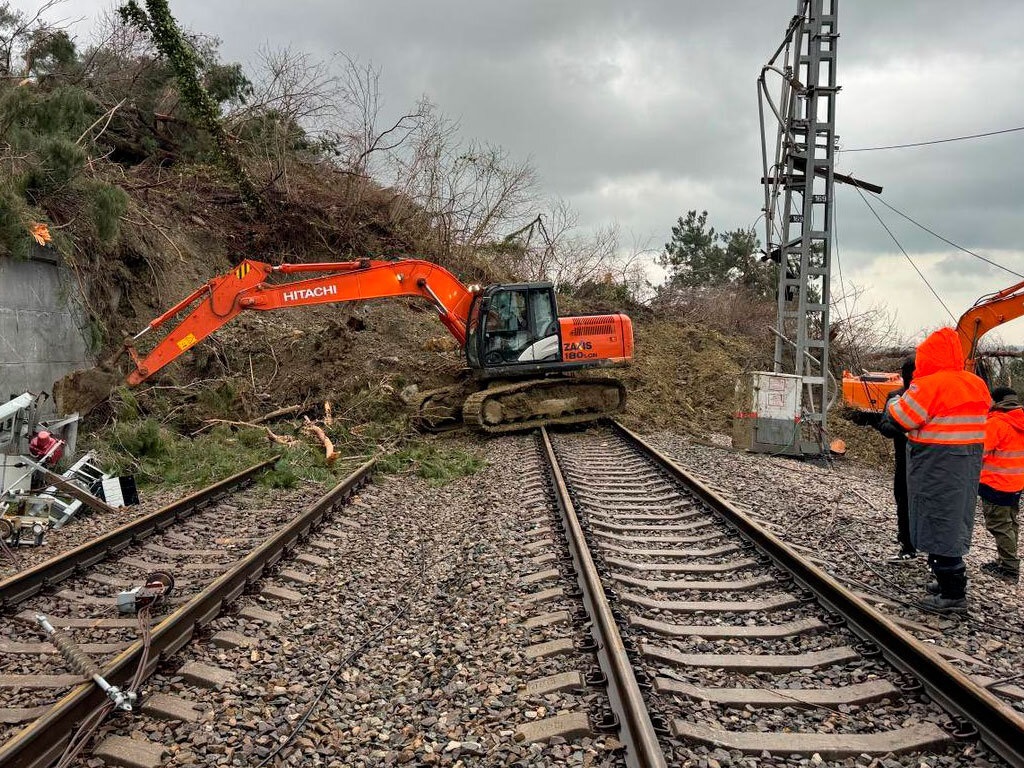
334 54 425 177
0 0 68 77
829 280 904 374
388 101 540 261
501 198 653 302
227 46 339 186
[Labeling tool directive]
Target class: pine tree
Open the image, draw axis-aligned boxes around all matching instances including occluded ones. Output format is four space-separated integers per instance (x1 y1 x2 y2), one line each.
660 210 773 297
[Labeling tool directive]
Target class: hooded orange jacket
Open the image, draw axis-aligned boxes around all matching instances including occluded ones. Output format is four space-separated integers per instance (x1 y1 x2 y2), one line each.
887 328 991 445
981 407 1024 493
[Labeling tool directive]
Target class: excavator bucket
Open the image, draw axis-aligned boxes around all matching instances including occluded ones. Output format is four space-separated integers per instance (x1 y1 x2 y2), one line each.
53 366 119 416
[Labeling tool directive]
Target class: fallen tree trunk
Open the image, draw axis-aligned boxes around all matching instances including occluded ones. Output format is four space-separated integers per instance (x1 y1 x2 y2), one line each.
303 417 338 464
198 419 298 446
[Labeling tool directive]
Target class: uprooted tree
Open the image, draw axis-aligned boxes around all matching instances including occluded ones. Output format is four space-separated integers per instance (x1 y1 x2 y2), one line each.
118 0 264 214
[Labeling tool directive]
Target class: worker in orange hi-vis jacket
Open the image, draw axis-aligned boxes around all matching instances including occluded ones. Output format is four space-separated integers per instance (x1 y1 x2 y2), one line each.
880 327 991 614
978 387 1024 582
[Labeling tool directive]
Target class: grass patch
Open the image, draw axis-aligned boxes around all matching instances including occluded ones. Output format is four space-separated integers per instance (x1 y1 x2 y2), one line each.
377 438 485 485
92 418 355 492
89 408 486 499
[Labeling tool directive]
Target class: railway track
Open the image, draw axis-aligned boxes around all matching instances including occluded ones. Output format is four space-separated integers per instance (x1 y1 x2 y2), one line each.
539 421 1024 768
0 458 373 768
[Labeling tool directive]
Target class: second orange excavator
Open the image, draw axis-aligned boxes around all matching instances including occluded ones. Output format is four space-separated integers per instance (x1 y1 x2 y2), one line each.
123 257 633 432
843 279 1024 412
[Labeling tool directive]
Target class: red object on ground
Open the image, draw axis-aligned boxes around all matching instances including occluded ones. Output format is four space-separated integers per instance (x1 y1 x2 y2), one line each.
28 431 64 465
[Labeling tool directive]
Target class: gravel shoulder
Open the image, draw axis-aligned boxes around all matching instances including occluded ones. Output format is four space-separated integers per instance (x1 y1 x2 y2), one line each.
645 430 1024 715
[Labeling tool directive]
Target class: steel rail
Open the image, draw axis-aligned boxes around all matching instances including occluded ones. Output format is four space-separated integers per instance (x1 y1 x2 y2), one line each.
610 419 1024 768
0 458 374 768
0 458 278 608
539 427 667 768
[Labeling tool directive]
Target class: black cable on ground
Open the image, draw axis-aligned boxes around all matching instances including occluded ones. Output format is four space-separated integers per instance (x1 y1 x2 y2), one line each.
252 591 416 768
830 510 1024 636
0 534 21 568
253 531 435 768
852 184 957 323
842 124 1024 152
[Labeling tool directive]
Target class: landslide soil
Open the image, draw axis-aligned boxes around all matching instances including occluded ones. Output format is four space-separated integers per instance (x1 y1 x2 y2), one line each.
58 164 468 431
55 161 889 469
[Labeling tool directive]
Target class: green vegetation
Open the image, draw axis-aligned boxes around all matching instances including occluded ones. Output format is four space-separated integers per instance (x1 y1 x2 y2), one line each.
660 210 774 298
91 413 483 492
87 182 129 243
377 440 486 485
118 0 264 213
96 417 347 490
93 381 484 491
0 1 262 260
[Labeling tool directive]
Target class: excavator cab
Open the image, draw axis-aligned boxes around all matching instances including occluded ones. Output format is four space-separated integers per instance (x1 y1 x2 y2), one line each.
465 284 561 370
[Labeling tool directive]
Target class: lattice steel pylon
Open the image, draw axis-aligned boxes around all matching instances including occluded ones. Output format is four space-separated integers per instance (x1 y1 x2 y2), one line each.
759 0 839 456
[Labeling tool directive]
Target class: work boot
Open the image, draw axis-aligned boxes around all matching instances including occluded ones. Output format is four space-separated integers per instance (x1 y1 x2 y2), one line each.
981 560 1020 582
925 579 940 595
919 569 968 613
917 593 968 614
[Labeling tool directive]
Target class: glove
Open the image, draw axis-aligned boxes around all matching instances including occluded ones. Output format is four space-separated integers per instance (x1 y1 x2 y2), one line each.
848 409 882 427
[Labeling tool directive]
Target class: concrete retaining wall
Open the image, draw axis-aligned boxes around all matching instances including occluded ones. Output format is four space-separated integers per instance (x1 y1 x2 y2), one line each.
0 256 93 400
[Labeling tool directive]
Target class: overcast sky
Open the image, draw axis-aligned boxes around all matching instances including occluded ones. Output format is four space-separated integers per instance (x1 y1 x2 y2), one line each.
32 0 1024 341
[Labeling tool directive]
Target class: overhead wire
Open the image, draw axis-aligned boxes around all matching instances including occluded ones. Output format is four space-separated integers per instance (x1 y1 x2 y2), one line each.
832 183 853 324
841 124 1024 152
866 192 1024 279
851 184 957 323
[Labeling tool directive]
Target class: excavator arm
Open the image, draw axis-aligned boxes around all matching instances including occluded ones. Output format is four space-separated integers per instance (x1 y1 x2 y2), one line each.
126 258 476 385
955 279 1024 364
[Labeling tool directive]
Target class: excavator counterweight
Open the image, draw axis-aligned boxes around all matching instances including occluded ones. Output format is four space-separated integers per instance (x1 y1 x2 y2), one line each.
120 258 633 432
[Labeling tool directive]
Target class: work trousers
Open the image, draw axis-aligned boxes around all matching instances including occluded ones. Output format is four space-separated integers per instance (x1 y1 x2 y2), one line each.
927 554 967 599
981 499 1020 573
893 463 913 552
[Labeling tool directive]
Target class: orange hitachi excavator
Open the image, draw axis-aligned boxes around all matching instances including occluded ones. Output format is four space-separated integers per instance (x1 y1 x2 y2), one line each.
843 279 1024 412
123 257 633 432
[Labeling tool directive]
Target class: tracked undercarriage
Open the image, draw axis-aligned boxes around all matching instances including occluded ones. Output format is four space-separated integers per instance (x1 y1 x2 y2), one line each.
411 376 626 433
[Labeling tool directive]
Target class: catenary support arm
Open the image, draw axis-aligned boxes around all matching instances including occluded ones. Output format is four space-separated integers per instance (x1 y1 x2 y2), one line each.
126 258 475 385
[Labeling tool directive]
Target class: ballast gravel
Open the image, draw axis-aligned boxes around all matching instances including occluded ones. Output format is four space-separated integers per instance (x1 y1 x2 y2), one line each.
71 434 625 767
0 487 178 579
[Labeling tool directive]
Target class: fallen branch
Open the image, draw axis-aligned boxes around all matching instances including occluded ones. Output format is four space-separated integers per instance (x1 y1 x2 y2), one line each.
253 404 303 425
303 416 338 464
199 418 298 446
77 98 126 146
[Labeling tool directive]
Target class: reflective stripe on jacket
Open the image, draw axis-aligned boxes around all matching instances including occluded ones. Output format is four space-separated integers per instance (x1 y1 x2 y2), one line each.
886 371 990 446
980 407 1024 492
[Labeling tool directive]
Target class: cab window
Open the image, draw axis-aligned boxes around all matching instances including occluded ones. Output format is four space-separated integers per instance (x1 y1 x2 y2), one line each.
480 287 559 365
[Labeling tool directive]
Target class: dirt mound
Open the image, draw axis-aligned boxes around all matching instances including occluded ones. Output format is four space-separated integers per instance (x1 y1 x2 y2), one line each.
620 320 770 436
54 367 120 416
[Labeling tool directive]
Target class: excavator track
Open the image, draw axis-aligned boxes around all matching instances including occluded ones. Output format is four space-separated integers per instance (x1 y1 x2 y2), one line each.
461 376 626 434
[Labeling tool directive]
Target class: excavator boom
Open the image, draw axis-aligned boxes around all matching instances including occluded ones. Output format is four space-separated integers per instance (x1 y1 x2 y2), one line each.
127 258 475 385
955 279 1024 364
